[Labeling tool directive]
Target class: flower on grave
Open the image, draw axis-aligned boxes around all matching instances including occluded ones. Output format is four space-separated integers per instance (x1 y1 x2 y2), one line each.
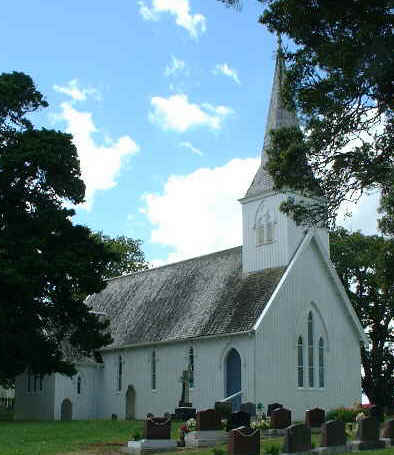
356 412 366 422
251 416 271 430
186 417 196 432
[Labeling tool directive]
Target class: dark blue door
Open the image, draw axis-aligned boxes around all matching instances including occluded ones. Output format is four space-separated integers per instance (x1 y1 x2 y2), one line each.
226 348 241 411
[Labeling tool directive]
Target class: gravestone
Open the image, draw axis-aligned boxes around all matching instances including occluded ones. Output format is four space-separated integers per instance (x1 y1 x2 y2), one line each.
381 419 394 447
369 405 384 422
271 407 291 429
305 408 325 428
350 416 385 450
321 420 346 447
267 402 283 417
196 409 222 431
128 415 177 454
215 401 232 419
226 411 251 432
228 426 260 455
283 423 311 453
144 416 171 440
185 408 228 448
240 402 256 417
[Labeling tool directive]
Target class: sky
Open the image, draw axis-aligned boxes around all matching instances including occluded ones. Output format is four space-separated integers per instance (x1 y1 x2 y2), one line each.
1 0 380 266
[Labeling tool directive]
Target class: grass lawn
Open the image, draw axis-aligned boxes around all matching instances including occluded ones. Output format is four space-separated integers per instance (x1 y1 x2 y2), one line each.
0 419 393 455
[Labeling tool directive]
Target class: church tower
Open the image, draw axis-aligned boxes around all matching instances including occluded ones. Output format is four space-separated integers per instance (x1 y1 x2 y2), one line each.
240 47 329 275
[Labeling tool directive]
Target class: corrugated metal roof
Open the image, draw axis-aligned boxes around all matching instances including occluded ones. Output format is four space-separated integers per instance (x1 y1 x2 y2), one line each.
87 246 285 349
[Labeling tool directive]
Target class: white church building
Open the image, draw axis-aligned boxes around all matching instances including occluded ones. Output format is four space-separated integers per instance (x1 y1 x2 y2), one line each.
15 53 367 421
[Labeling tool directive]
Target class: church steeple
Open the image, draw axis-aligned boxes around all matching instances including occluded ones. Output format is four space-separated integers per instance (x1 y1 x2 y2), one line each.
245 40 298 199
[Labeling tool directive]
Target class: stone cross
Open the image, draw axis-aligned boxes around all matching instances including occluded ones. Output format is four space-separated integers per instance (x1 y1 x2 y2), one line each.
179 367 192 406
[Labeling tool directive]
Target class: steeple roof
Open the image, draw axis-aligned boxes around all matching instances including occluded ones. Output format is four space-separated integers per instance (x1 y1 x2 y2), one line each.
244 45 298 199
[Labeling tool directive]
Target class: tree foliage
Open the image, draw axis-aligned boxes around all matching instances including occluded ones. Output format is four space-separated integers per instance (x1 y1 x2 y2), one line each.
217 0 393 231
0 72 123 384
331 228 394 408
92 233 149 280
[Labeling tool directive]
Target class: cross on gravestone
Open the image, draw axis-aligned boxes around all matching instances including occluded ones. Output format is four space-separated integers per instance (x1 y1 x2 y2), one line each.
178 367 192 407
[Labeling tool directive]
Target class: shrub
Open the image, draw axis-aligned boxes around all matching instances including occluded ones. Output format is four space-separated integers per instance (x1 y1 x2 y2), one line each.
265 444 280 455
132 430 141 441
212 448 225 455
326 407 358 423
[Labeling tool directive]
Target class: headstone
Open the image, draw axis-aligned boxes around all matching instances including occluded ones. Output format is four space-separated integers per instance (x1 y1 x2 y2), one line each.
111 413 118 420
226 411 251 432
283 423 311 453
196 408 222 431
369 405 384 422
305 408 325 428
144 416 171 440
271 407 291 429
174 407 196 421
381 419 394 447
350 416 385 450
321 420 346 447
215 401 232 419
228 426 260 455
241 402 256 417
267 402 283 417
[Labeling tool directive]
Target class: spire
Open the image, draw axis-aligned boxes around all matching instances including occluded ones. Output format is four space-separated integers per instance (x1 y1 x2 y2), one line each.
244 38 298 198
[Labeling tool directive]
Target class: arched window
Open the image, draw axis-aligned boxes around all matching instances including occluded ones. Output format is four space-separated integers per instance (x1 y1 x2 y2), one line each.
151 350 156 390
297 336 304 387
255 206 275 245
319 338 324 387
308 312 314 387
39 375 43 392
34 375 39 392
189 346 194 388
77 375 81 394
117 355 123 391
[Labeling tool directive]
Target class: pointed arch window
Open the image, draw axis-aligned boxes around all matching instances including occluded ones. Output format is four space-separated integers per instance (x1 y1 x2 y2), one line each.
151 350 156 390
255 207 275 245
308 312 314 387
319 338 324 388
117 355 123 391
189 346 194 388
77 375 82 394
297 336 304 387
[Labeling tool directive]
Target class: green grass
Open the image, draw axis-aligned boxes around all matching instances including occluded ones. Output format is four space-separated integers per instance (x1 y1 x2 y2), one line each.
0 419 393 455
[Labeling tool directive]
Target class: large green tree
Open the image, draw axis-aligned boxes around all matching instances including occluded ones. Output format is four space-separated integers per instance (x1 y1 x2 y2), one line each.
218 0 393 231
0 72 120 385
93 233 149 280
331 228 394 408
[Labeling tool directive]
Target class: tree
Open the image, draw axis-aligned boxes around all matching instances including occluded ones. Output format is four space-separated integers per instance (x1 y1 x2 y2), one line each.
217 0 393 231
92 233 149 280
0 72 121 384
331 228 394 408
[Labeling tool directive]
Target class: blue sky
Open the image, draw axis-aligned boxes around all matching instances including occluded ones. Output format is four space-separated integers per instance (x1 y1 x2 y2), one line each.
1 0 380 265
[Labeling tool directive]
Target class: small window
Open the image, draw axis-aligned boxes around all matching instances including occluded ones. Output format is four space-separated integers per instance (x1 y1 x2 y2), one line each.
256 226 265 245
151 350 156 390
77 375 81 394
308 312 314 387
39 375 43 392
297 336 304 387
266 221 273 242
319 338 324 387
27 373 31 393
117 356 123 392
189 346 194 388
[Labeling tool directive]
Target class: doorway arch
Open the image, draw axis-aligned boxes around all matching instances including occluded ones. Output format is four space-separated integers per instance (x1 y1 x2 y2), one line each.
60 398 72 421
225 348 241 411
125 385 136 420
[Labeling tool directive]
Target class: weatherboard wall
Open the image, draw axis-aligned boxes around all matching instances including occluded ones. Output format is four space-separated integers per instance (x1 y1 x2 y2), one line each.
97 333 254 420
253 235 361 419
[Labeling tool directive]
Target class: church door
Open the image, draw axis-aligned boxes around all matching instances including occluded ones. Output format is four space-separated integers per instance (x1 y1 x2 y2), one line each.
60 398 72 421
225 348 241 411
125 385 136 420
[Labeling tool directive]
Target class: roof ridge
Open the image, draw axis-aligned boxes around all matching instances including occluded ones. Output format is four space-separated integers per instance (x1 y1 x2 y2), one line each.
106 245 242 281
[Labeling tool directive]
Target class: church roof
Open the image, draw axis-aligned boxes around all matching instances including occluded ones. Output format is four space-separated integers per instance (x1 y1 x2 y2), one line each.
87 246 285 350
245 49 298 199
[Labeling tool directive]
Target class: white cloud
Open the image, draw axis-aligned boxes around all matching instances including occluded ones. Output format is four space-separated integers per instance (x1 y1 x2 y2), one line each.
337 191 380 235
149 94 234 132
213 63 240 85
164 56 187 77
141 158 259 264
58 102 139 209
138 0 206 39
180 141 203 156
53 79 101 102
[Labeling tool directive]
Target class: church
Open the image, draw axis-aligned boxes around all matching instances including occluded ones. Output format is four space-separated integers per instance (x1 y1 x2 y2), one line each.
14 52 367 421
